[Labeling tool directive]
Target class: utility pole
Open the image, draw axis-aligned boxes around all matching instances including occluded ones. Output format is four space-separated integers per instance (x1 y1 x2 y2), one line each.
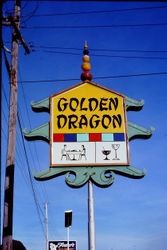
45 202 49 250
2 1 29 249
2 1 21 249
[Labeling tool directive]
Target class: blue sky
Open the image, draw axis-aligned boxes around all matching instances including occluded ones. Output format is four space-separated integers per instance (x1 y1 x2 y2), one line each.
1 1 167 250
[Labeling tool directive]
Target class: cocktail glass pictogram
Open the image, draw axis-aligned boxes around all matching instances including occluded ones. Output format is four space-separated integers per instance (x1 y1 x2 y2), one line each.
112 144 120 160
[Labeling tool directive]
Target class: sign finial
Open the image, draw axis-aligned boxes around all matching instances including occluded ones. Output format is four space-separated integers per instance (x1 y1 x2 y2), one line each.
80 42 92 82
84 40 88 50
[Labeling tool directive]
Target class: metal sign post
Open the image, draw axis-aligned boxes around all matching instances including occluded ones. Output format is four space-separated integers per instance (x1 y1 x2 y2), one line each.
67 227 69 250
88 180 96 250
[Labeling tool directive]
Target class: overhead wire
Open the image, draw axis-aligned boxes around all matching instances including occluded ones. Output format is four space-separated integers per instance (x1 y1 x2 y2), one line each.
18 56 49 223
31 49 167 60
18 67 44 169
21 5 167 17
21 0 40 24
21 22 167 29
17 114 46 237
16 107 47 199
30 45 167 53
5 41 167 53
18 72 167 84
29 43 167 60
17 110 48 235
18 66 49 202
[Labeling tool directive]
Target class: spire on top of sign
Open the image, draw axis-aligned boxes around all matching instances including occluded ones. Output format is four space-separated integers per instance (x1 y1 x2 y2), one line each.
80 41 93 82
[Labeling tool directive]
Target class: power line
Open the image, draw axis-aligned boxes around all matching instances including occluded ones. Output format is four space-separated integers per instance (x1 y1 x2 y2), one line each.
18 72 167 84
17 108 49 204
22 22 167 29
21 0 39 24
3 41 166 54
18 66 49 201
21 5 167 17
33 49 167 60
17 114 46 237
30 45 167 53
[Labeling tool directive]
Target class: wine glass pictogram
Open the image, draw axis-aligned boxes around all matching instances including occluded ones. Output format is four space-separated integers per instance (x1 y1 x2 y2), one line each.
102 147 111 160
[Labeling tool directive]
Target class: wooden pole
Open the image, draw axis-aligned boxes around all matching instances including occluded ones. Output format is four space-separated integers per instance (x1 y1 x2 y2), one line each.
88 180 96 250
2 1 20 250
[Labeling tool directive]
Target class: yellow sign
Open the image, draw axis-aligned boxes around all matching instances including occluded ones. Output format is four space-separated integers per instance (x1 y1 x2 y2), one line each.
51 82 126 133
50 82 129 166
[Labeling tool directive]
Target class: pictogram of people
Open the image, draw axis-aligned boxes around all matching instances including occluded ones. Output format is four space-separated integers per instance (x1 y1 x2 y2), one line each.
61 144 68 160
61 144 87 161
79 145 87 160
